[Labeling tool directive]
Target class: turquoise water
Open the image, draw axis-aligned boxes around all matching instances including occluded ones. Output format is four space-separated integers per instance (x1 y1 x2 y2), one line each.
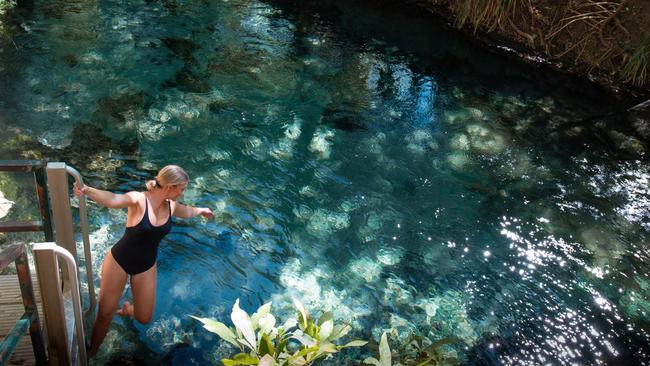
1 0 649 364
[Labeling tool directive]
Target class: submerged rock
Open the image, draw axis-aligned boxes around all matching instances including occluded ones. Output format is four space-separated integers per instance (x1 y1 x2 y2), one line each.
95 90 149 123
609 130 646 156
321 108 368 131
207 99 232 112
164 67 212 93
629 105 650 139
447 151 471 170
580 226 625 270
450 133 470 151
349 257 382 283
160 342 211 365
308 128 335 159
466 123 506 154
427 290 479 345
376 246 404 266
284 117 302 140
0 122 136 177
405 129 438 155
62 54 78 67
306 208 350 237
619 276 650 321
160 37 202 65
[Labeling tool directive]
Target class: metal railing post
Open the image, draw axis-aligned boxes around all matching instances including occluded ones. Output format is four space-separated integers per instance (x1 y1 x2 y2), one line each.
64 166 96 311
45 163 77 282
15 246 48 365
32 244 69 366
33 243 87 366
45 162 97 311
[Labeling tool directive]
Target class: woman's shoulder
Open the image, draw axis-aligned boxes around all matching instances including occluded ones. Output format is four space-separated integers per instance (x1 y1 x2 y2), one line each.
124 191 146 206
125 191 146 198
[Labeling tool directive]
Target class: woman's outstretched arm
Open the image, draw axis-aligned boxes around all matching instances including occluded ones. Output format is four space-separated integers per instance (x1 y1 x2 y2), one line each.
171 201 214 219
73 182 139 209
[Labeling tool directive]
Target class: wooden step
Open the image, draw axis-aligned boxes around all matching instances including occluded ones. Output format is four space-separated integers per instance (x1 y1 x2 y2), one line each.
0 274 44 366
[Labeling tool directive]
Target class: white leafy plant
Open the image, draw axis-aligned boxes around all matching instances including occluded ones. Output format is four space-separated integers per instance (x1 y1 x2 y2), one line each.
192 298 367 366
364 332 392 366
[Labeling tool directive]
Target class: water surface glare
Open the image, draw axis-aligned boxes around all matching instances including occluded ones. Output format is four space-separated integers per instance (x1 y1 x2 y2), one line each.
1 0 649 365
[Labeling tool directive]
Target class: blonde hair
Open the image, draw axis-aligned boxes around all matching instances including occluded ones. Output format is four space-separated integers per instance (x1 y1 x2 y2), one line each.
146 165 189 191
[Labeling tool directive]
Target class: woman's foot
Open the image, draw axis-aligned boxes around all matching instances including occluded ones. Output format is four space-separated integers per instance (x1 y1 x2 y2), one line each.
116 301 134 317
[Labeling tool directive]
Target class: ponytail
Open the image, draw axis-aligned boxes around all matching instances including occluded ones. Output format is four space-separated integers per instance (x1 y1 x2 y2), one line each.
145 179 159 191
146 166 189 191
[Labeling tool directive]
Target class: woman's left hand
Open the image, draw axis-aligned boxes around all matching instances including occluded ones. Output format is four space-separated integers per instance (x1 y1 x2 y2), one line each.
199 207 214 219
73 182 89 197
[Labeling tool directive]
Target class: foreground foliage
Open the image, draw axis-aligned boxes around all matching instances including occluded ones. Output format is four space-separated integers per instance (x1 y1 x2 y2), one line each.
364 332 459 366
192 299 367 365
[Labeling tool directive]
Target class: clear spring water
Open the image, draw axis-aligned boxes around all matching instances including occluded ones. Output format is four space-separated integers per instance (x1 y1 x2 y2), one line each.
1 0 649 364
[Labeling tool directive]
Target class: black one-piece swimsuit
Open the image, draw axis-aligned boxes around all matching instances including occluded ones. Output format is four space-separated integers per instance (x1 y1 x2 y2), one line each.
111 198 172 275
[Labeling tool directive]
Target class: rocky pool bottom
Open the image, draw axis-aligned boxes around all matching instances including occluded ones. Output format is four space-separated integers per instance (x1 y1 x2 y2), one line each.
0 0 650 365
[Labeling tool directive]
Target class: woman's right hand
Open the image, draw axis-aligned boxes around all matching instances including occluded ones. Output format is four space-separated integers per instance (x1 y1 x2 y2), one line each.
73 182 88 197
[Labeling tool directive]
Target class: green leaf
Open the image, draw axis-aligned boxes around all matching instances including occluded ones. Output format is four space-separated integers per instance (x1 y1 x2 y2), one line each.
190 316 239 347
287 346 319 362
363 357 381 366
286 356 307 366
319 342 338 354
317 311 333 326
293 298 308 329
232 299 257 350
305 322 318 339
276 339 288 357
222 353 260 366
379 332 391 366
340 340 368 348
259 333 275 357
329 324 351 341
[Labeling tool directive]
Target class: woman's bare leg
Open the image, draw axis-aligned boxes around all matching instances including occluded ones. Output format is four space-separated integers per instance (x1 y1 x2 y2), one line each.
129 264 157 324
88 251 127 357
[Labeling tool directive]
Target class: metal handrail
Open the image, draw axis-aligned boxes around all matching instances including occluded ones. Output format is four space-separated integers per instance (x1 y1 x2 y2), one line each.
0 244 47 365
32 242 87 366
64 165 96 311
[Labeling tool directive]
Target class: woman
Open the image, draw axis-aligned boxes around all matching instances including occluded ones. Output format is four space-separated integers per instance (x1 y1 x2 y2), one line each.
74 165 214 357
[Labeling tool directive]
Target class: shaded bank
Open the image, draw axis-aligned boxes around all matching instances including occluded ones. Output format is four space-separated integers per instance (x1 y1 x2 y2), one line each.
393 0 650 99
